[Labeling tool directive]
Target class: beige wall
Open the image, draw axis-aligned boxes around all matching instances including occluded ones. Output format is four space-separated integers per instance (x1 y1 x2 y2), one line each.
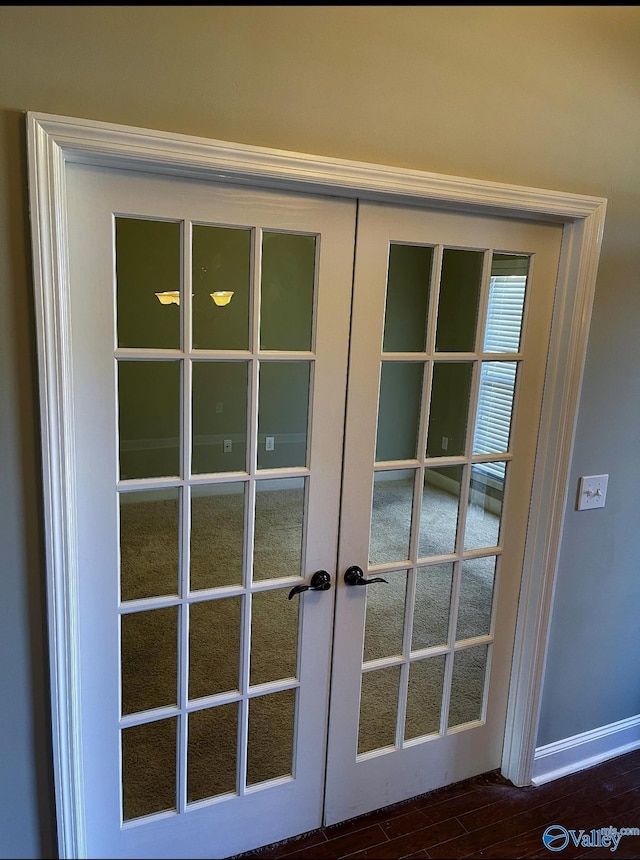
1 6 639 857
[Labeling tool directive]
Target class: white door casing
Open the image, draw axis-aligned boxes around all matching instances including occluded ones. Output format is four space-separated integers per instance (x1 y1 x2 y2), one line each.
26 112 606 859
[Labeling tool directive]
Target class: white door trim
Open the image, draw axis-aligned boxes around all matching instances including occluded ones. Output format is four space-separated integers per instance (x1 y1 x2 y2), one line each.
26 111 607 859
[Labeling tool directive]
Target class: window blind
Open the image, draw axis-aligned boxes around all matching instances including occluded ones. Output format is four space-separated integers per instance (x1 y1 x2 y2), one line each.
473 271 527 481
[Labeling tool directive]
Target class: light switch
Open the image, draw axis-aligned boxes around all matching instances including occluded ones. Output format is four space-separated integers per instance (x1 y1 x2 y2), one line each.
577 474 608 510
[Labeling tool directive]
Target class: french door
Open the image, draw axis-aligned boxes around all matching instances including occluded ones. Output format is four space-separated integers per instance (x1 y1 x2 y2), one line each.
65 164 356 858
327 201 561 822
59 160 561 858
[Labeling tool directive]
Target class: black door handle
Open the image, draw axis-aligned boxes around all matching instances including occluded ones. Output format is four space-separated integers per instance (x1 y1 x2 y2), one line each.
288 569 332 600
344 565 388 586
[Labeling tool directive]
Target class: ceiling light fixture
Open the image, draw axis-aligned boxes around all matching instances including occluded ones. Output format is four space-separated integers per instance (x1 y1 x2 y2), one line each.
155 288 234 307
155 290 180 305
210 291 234 307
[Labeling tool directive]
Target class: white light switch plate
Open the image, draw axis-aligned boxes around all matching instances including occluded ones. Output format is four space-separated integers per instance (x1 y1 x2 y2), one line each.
577 474 608 510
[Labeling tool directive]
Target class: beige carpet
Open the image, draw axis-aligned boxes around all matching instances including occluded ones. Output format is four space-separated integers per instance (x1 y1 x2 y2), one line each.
119 478 499 819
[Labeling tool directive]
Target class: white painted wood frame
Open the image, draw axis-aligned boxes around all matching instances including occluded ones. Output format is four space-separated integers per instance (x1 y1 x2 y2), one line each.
26 111 607 859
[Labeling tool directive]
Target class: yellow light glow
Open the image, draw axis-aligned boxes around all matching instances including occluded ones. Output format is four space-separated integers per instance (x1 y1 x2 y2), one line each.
155 291 180 305
210 291 234 307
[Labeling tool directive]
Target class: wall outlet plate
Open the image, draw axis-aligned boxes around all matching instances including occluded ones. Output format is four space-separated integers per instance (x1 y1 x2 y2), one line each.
577 474 608 510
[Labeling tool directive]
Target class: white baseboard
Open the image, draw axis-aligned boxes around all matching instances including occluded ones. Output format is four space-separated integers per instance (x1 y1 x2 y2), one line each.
532 714 640 785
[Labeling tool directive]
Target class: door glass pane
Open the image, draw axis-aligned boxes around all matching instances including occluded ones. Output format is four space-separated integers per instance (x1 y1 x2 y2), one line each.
253 478 305 581
449 645 489 728
405 656 446 740
247 689 296 785
257 361 310 469
189 597 242 699
370 470 415 565
116 217 181 350
457 556 497 641
376 362 423 461
425 362 474 458
464 463 506 551
120 488 179 602
250 588 299 686
484 254 530 353
419 466 462 558
473 361 517 456
192 224 251 350
383 243 433 353
358 666 400 754
412 563 454 650
363 570 408 662
122 717 176 821
190 483 245 591
121 606 178 715
435 249 483 352
118 360 181 480
260 232 316 351
187 704 238 802
192 361 248 474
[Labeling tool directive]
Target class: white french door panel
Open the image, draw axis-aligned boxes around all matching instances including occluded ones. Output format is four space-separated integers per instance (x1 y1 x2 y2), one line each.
65 163 356 858
326 201 563 825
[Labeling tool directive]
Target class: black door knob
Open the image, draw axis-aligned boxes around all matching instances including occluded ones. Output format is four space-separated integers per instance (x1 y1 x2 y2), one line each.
344 565 388 586
288 569 332 599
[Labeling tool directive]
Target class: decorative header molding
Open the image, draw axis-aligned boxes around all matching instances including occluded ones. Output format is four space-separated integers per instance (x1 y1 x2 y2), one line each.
29 111 606 220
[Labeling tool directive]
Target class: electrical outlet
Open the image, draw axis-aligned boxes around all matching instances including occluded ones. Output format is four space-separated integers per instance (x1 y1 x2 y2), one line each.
223 439 232 454
265 436 275 452
216 402 223 414
442 436 448 451
577 474 608 510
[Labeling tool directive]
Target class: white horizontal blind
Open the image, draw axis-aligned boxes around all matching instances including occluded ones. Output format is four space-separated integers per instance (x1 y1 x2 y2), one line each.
474 261 528 480
483 276 526 354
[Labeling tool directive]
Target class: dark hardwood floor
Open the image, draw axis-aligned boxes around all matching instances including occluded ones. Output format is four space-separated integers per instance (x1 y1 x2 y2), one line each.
235 749 640 859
